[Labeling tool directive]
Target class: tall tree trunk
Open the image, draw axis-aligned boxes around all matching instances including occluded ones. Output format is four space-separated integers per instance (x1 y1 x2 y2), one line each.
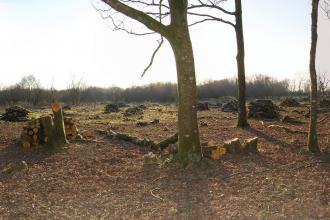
100 0 202 165
308 0 320 154
235 0 249 127
167 0 202 165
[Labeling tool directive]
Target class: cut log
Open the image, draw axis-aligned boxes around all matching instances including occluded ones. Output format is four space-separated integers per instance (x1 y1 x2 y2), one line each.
22 141 30 149
223 138 242 154
155 133 178 150
242 137 259 154
107 129 156 148
33 128 38 133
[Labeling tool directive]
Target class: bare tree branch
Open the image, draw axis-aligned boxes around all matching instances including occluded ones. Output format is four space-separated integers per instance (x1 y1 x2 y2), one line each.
90 0 159 35
188 11 235 27
100 0 169 37
141 0 164 78
188 0 235 15
141 37 164 78
187 0 236 27
321 0 330 19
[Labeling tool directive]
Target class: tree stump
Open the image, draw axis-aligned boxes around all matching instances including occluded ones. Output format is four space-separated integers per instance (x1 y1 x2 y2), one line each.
223 138 242 154
242 137 259 154
40 102 68 148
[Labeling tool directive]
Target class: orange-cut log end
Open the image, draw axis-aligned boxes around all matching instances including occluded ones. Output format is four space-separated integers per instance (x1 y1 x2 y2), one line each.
52 101 61 112
22 141 31 149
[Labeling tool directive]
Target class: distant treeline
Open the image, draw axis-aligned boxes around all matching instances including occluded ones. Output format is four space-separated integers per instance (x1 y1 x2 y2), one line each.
0 74 314 106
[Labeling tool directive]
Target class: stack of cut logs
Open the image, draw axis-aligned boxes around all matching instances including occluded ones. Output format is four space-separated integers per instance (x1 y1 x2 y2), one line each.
0 106 30 122
20 118 43 148
248 99 279 119
64 117 79 139
20 116 78 149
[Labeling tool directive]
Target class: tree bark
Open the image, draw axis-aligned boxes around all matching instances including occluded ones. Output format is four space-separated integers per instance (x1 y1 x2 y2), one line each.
235 0 249 127
308 0 320 154
167 0 202 164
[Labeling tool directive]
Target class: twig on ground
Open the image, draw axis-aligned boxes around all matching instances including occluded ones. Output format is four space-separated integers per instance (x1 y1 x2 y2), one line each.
318 116 328 123
150 187 163 201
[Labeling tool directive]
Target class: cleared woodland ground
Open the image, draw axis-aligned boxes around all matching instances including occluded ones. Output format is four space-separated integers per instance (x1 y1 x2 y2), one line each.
0 103 330 219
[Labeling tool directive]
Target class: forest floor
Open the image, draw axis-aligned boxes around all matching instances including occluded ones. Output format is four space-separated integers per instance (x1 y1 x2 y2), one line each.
0 102 330 219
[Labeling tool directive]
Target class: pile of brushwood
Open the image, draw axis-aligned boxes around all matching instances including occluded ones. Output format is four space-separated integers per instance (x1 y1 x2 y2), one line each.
123 105 146 117
248 99 279 119
196 102 209 111
222 100 238 112
320 98 330 108
104 103 119 113
280 97 300 107
0 106 30 122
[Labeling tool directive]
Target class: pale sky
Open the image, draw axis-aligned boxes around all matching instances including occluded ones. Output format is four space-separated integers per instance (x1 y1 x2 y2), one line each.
0 0 329 89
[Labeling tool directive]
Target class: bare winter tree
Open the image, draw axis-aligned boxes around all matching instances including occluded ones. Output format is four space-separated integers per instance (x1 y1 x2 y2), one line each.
93 0 202 165
67 76 85 106
17 74 43 106
49 78 57 104
308 0 321 154
188 0 249 127
321 0 330 19
318 71 329 97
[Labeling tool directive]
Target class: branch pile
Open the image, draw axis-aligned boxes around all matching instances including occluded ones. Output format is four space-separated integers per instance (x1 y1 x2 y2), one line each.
123 105 146 117
320 98 330 108
280 97 300 107
0 106 30 122
248 99 279 119
222 100 238 112
104 103 120 113
196 102 209 111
